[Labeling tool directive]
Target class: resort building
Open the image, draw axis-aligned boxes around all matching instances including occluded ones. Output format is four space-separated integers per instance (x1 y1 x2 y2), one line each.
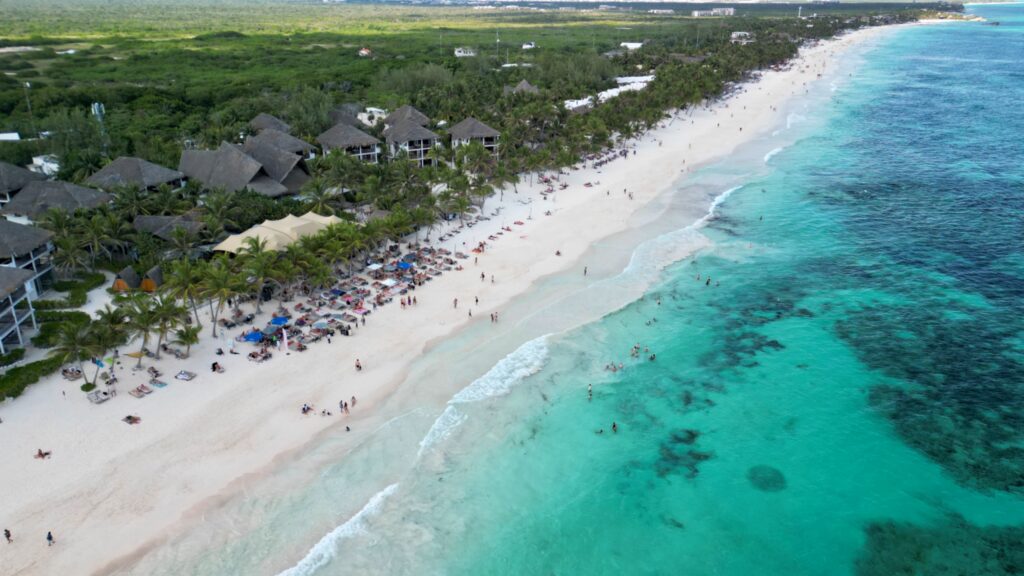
249 113 291 134
28 155 59 177
0 266 37 355
0 219 54 299
730 31 753 45
85 156 185 191
383 105 430 128
328 107 363 128
385 120 440 167
503 79 541 96
620 42 644 51
0 161 45 207
241 138 311 195
522 42 536 50
179 142 290 198
454 47 477 58
245 129 317 160
0 181 111 225
692 7 735 17
317 123 382 163
449 117 500 155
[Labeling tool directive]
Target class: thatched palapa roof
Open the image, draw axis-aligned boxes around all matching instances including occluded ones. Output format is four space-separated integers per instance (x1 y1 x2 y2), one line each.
0 219 52 258
0 181 111 219
0 161 45 196
383 105 430 127
0 266 33 299
85 157 184 191
245 129 315 156
179 142 263 194
385 120 439 146
317 123 380 151
449 117 500 140
328 108 362 128
250 113 291 134
504 79 540 96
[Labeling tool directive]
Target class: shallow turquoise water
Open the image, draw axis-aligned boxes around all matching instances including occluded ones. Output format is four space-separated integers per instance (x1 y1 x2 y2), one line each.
314 8 1024 575
116 8 1024 575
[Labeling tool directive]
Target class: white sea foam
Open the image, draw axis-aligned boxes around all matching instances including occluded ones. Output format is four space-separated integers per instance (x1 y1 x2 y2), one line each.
416 405 467 458
763 147 784 164
416 336 550 457
449 336 550 404
277 483 399 576
786 113 806 129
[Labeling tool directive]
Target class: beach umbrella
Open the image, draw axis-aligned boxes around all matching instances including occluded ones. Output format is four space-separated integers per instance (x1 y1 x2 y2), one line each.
270 316 289 326
243 332 263 343
397 261 412 270
261 326 278 336
313 320 329 329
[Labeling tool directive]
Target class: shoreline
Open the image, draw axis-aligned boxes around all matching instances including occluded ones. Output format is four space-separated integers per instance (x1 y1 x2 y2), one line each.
0 23 905 576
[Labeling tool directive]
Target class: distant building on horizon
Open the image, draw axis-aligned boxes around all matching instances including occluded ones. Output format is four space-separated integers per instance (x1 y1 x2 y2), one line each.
455 47 477 58
692 7 735 17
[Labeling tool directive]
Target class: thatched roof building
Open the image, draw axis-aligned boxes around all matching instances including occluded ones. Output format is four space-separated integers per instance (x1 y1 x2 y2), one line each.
179 142 289 197
85 157 184 191
383 105 430 127
250 113 291 134
0 181 111 220
0 219 52 258
0 161 45 204
244 129 316 157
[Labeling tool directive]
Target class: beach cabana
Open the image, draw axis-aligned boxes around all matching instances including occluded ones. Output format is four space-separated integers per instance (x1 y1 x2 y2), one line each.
140 265 163 293
213 212 345 254
112 266 141 292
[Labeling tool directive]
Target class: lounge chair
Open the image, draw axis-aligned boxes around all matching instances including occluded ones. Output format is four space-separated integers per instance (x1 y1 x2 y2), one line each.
87 389 111 404
175 371 197 381
129 388 145 399
149 379 168 388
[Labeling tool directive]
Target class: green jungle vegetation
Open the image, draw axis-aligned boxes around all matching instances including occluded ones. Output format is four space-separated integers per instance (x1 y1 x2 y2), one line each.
0 0 951 398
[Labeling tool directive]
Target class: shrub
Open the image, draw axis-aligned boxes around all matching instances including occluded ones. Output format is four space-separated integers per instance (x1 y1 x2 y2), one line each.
80 382 96 392
35 272 106 309
0 356 63 400
0 348 26 367
31 310 90 348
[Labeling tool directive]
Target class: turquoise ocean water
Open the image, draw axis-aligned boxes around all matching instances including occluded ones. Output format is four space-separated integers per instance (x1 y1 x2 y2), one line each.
118 6 1024 575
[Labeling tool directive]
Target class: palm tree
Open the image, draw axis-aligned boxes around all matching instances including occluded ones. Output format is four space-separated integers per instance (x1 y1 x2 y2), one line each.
49 322 103 386
51 236 89 279
172 325 202 358
93 304 129 347
163 258 206 327
79 214 113 269
151 295 186 359
37 208 77 239
111 186 149 219
125 295 156 368
200 189 238 240
301 176 340 216
168 227 197 258
201 256 240 337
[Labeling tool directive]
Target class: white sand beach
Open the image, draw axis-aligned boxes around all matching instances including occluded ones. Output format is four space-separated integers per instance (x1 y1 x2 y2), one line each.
0 24 903 576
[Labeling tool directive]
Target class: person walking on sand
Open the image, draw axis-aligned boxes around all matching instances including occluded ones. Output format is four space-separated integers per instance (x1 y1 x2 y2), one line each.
355 359 363 371
453 298 458 309
46 531 54 546
4 528 11 543
351 396 357 407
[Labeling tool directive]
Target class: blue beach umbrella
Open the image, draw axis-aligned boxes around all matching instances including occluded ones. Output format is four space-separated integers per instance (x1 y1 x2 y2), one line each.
243 332 263 343
270 316 289 326
397 261 412 270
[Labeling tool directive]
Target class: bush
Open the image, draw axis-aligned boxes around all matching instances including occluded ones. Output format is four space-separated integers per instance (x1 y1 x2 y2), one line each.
0 348 26 367
35 272 106 309
31 310 90 348
0 356 63 400
80 382 96 392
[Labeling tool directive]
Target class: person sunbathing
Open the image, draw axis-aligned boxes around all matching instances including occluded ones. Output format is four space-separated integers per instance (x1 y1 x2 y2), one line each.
35 449 51 459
